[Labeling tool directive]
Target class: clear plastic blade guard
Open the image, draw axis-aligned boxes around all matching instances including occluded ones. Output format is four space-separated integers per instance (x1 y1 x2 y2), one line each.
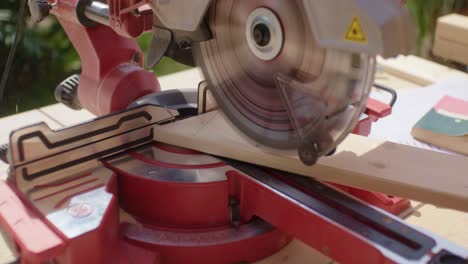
275 49 375 165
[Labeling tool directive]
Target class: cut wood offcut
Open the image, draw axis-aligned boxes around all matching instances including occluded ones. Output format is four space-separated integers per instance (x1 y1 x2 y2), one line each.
154 110 468 213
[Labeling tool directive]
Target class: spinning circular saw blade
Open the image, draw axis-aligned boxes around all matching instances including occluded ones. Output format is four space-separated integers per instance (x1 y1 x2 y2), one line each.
194 0 375 165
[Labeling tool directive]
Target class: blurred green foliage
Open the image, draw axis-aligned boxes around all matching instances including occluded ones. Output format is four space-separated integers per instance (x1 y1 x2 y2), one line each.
0 1 78 117
406 0 467 55
0 1 190 117
138 33 191 76
1 1 468 117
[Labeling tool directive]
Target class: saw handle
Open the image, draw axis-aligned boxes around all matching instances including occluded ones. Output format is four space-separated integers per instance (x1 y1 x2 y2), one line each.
42 0 160 115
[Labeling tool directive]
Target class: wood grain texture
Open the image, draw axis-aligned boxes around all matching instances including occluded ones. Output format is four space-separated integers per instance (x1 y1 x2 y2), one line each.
434 37 468 66
157 68 203 91
0 110 62 181
433 14 468 65
1 57 467 263
0 110 61 144
435 14 468 47
0 110 63 263
154 110 468 212
0 228 16 264
377 55 468 86
374 71 421 91
255 240 333 264
406 204 468 249
39 104 95 127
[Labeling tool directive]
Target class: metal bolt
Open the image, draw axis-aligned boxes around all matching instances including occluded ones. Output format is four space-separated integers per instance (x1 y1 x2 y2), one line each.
132 52 141 63
131 9 141 17
298 141 319 166
322 246 329 255
178 40 192 50
325 147 337 156
229 197 240 226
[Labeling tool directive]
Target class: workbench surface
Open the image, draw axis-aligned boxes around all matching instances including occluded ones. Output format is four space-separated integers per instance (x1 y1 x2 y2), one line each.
0 56 467 263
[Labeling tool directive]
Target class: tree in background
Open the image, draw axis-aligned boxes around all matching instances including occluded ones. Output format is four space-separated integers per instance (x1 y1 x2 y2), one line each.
0 0 80 116
2 1 468 117
0 1 189 117
407 0 467 57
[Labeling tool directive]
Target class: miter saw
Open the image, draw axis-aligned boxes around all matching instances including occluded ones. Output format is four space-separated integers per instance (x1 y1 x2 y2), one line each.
0 0 467 263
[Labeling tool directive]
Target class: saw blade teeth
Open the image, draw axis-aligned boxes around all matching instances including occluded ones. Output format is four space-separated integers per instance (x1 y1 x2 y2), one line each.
194 0 375 158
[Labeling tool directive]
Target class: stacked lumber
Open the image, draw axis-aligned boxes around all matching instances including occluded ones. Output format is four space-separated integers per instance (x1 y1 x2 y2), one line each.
433 14 468 66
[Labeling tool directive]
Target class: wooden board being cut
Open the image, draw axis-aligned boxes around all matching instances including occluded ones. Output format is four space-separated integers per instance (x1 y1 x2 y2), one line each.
0 58 467 263
154 110 468 212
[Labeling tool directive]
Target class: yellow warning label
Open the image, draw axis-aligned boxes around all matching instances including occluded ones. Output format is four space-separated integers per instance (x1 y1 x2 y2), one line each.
344 17 367 43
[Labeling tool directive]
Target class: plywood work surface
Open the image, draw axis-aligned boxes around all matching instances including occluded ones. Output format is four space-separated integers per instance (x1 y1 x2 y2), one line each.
407 204 468 249
0 59 468 263
154 110 468 212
